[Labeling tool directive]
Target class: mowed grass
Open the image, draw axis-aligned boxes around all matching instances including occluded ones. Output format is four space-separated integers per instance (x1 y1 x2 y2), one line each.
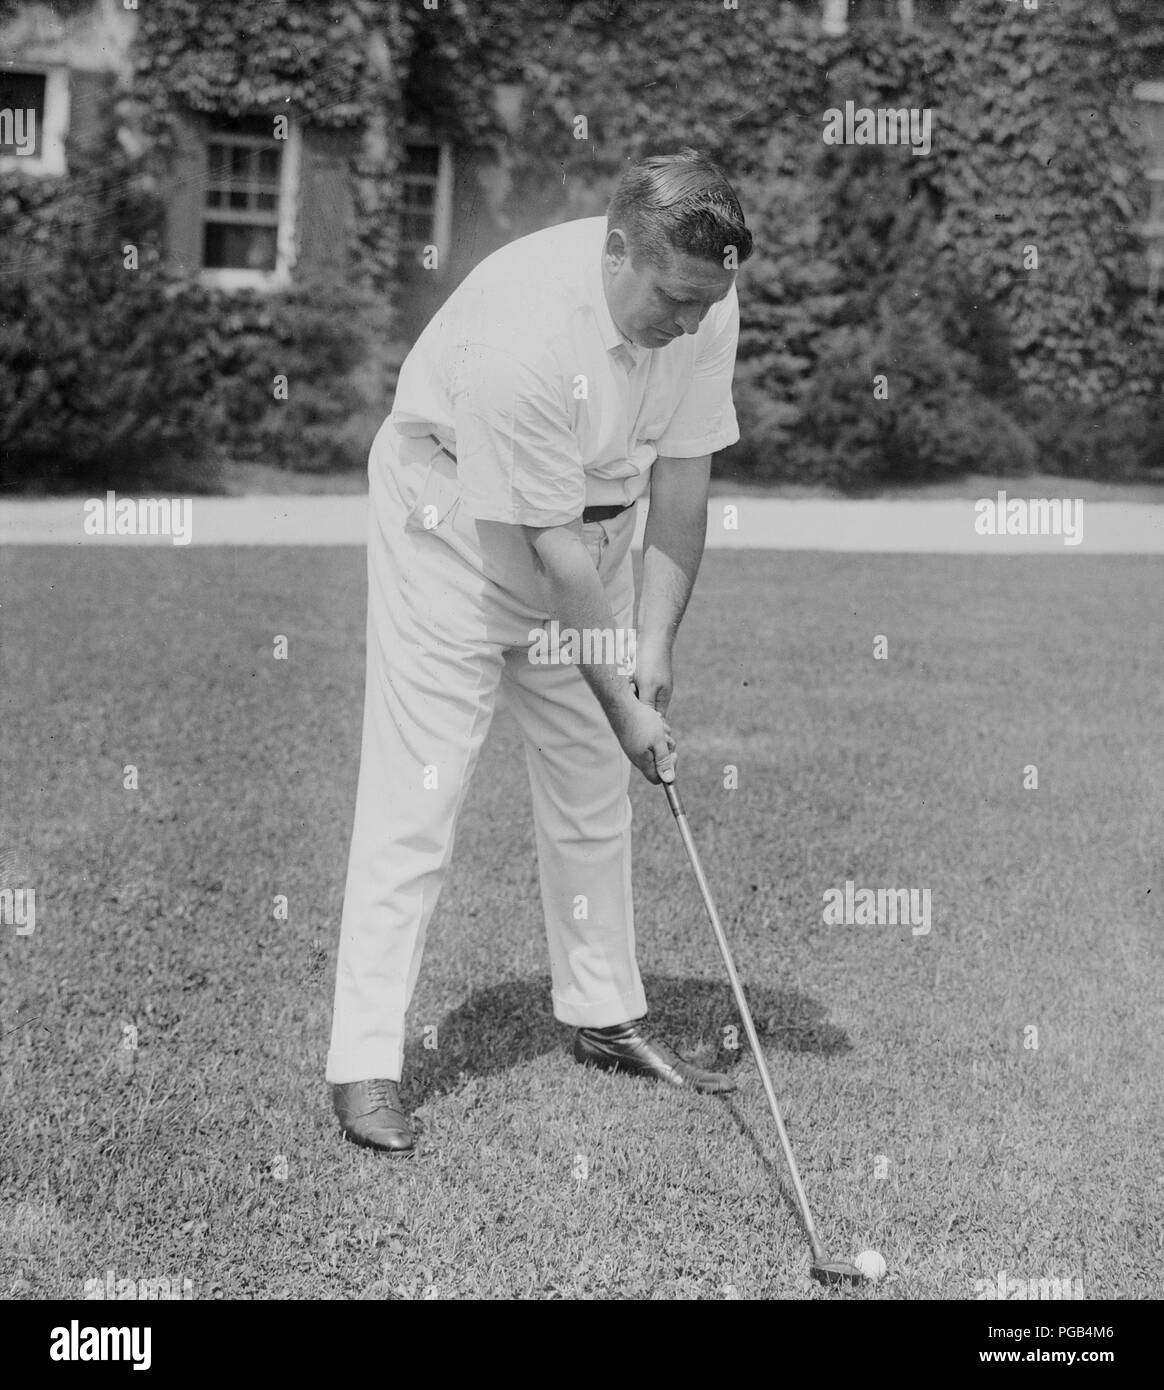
1 546 1161 1301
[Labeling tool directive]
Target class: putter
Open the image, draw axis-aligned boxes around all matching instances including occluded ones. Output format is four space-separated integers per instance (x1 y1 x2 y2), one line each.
662 778 865 1287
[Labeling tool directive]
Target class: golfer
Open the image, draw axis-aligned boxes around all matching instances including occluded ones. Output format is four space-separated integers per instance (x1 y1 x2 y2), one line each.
327 148 754 1152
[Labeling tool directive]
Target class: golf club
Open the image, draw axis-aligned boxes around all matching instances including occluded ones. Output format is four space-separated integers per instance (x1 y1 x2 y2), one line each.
662 778 866 1287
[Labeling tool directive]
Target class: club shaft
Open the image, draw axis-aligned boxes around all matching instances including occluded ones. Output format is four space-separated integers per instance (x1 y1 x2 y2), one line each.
664 782 825 1261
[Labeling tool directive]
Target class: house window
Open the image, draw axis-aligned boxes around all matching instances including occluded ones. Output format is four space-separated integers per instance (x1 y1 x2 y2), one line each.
0 71 43 158
200 114 300 290
821 0 849 34
845 0 898 21
0 66 68 176
401 141 452 267
1133 82 1164 298
823 0 951 31
909 0 960 22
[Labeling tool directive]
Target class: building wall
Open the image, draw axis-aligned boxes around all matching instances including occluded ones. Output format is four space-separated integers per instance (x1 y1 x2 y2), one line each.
0 0 135 74
0 0 132 178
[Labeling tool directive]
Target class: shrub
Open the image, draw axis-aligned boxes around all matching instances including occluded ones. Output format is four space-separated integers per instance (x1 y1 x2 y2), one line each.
0 134 227 493
1018 400 1164 480
727 160 1040 490
0 152 399 488
250 275 385 473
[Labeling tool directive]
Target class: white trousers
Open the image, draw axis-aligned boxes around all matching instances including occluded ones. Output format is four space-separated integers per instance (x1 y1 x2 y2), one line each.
326 420 648 1084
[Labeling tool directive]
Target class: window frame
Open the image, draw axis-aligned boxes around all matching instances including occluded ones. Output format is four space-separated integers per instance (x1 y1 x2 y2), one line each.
1133 82 1164 298
198 118 301 292
821 0 849 35
0 64 69 178
399 135 453 270
823 0 949 31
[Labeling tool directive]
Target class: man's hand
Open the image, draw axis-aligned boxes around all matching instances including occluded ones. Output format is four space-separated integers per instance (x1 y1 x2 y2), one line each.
611 698 676 785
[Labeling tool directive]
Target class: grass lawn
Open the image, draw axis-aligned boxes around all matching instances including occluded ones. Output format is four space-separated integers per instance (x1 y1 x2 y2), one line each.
1 548 1161 1301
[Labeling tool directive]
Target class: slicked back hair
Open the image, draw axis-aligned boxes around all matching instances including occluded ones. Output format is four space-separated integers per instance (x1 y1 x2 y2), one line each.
606 148 753 271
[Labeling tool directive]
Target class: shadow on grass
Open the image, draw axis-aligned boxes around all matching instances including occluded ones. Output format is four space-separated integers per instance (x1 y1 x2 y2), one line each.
402 972 851 1107
714 1096 828 1267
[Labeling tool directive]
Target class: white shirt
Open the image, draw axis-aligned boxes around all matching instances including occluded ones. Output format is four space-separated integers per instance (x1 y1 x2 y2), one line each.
389 216 740 526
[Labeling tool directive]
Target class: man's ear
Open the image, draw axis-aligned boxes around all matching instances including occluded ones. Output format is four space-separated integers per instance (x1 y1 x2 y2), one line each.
604 228 630 270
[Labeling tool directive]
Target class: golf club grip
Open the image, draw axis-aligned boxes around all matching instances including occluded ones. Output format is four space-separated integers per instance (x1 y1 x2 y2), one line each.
663 780 685 817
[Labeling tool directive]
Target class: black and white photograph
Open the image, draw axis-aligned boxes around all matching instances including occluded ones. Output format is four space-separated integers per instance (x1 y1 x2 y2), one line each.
1 0 1161 1349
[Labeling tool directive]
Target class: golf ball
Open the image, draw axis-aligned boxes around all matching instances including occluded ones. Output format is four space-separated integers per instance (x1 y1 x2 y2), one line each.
855 1249 887 1281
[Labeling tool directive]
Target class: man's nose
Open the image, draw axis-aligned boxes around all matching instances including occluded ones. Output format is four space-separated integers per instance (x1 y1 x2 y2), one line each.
675 307 702 335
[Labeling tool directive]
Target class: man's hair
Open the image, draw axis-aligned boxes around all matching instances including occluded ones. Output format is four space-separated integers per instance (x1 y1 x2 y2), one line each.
606 148 753 270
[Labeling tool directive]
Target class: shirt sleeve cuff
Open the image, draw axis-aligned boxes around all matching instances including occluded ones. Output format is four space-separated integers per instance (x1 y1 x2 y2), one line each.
653 422 740 458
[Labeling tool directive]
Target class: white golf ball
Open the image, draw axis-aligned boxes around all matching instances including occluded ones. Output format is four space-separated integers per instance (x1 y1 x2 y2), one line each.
855 1249 886 1281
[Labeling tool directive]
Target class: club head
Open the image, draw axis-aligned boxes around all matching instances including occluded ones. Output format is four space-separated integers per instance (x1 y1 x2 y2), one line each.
811 1258 867 1286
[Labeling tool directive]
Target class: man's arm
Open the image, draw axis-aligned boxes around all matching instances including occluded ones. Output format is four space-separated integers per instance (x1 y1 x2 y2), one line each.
523 520 675 785
634 454 712 714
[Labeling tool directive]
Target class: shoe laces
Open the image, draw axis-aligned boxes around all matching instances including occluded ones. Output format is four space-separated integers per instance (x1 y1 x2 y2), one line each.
366 1078 398 1111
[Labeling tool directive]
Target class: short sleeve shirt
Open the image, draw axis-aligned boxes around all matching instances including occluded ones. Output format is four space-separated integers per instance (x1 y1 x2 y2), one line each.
390 216 740 527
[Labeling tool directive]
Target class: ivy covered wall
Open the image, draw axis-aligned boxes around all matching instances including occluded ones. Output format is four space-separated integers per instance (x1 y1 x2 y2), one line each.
1 0 1160 490
0 0 423 489
411 0 1163 484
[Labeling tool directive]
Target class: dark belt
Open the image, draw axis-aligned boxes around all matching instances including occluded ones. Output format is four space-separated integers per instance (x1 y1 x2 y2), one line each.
428 435 633 525
582 502 634 524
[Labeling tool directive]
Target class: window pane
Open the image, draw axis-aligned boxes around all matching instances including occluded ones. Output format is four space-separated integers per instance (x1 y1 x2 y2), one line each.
913 0 959 21
402 214 432 245
1141 106 1164 154
207 143 231 180
847 0 895 20
405 145 440 176
203 221 278 271
0 71 45 158
201 120 286 265
207 113 274 140
205 136 282 210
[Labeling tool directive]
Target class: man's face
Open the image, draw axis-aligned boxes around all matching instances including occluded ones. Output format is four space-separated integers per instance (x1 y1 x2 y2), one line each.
602 230 736 350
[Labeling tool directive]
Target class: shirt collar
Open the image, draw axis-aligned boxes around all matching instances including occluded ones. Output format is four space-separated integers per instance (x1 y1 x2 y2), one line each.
585 220 641 369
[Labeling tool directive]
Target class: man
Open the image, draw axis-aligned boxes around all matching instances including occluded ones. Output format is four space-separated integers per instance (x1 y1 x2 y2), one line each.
327 148 754 1153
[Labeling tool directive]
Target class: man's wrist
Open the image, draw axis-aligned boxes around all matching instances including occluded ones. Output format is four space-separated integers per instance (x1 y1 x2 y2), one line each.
599 678 641 732
635 629 674 662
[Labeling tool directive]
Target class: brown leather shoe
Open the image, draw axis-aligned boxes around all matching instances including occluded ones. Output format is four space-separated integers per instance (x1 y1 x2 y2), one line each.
331 1079 415 1154
574 1020 736 1094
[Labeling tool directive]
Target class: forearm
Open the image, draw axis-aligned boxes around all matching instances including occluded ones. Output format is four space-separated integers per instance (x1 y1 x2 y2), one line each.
524 523 638 729
637 461 711 654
